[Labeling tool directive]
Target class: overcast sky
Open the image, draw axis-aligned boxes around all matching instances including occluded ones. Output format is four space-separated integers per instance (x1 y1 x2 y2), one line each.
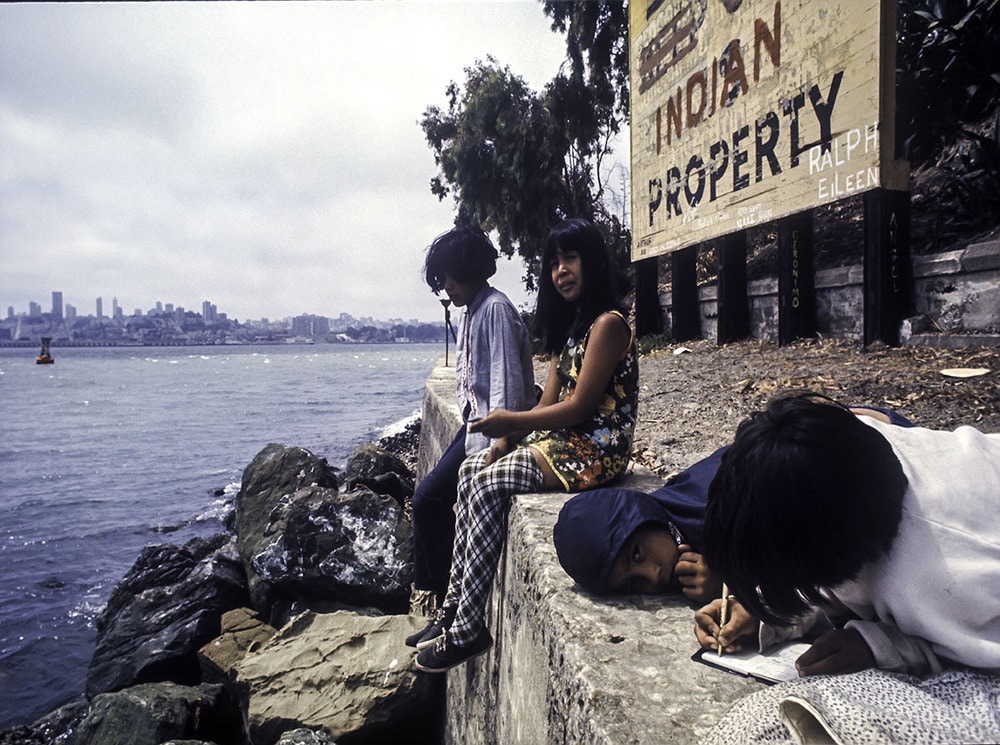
0 1 583 324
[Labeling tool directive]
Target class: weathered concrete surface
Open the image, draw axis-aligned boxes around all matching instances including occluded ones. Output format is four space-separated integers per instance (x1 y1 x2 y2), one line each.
417 363 463 480
660 238 1000 343
420 362 762 744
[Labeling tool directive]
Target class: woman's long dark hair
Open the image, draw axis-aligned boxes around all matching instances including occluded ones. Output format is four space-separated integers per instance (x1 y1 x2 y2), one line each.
535 218 624 355
703 392 908 625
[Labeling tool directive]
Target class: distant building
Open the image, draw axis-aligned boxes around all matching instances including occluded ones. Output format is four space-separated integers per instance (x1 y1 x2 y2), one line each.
96 297 103 318
292 313 330 337
202 301 218 325
29 301 42 318
52 291 63 319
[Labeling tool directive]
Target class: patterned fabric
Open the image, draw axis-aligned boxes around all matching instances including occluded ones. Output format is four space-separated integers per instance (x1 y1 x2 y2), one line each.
522 310 639 491
702 668 1000 745
443 448 543 645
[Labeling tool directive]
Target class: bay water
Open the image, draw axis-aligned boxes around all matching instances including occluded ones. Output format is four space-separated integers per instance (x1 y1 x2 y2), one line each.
0 343 441 730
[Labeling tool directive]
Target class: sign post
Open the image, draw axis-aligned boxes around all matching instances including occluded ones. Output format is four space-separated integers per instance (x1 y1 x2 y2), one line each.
629 0 910 345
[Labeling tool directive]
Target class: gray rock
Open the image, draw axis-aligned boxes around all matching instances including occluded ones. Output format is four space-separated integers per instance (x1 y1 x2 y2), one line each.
343 444 414 506
87 534 250 697
235 610 440 744
233 444 341 613
248 484 414 615
0 697 89 745
274 728 336 745
75 682 241 745
236 444 413 618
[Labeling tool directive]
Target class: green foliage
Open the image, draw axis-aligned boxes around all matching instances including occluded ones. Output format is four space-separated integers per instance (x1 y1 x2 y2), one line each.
897 0 1000 165
635 333 673 356
543 0 630 128
420 1 631 293
421 59 591 289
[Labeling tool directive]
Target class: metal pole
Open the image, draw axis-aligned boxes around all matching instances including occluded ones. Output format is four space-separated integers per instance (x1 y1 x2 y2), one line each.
440 299 452 366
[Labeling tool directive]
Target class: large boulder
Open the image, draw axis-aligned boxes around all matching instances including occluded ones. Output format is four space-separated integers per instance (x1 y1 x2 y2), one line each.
87 534 250 698
233 444 340 611
247 484 414 616
235 610 441 745
75 682 241 745
236 444 413 618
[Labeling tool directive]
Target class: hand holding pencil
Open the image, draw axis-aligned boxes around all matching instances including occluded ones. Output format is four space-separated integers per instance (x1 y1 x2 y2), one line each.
717 582 730 656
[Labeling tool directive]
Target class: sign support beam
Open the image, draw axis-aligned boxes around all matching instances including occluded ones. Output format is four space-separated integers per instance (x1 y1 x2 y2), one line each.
717 231 750 345
670 246 700 342
778 211 817 345
863 189 912 346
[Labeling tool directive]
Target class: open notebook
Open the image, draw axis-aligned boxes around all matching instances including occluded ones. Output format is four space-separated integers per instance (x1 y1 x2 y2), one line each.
692 641 813 685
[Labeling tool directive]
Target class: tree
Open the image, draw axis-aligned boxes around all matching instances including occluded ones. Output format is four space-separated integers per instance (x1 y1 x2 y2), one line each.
420 1 632 291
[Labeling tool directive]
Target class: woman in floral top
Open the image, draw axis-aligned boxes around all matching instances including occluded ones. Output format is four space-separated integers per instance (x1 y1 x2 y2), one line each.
413 217 639 672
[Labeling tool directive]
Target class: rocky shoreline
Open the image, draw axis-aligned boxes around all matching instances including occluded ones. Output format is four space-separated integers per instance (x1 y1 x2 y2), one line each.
3 339 997 745
1 424 436 745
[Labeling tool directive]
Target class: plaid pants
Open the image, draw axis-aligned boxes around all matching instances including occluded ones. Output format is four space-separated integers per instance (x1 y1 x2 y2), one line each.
444 447 543 645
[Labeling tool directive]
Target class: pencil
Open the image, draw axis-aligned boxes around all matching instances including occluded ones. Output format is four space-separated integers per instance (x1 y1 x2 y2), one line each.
717 582 730 657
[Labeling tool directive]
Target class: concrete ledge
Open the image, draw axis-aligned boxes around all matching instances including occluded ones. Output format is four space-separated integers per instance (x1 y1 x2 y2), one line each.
419 361 761 743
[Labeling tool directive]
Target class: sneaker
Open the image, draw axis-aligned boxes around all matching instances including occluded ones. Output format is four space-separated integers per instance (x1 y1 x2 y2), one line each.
404 605 456 650
414 628 493 673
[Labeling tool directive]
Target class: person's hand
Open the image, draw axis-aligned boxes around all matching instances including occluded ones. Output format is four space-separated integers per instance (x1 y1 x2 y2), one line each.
674 546 722 603
468 409 516 439
483 436 514 466
695 597 757 654
795 628 875 676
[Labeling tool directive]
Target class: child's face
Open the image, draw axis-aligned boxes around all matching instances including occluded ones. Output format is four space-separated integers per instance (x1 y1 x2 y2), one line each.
441 275 480 308
605 524 681 594
550 248 583 304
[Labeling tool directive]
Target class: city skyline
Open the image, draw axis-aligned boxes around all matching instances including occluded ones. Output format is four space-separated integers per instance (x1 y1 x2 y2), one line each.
5 288 432 328
1 3 560 325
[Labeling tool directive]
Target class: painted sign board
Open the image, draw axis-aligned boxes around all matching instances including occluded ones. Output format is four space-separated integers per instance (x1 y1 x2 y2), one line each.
630 0 909 260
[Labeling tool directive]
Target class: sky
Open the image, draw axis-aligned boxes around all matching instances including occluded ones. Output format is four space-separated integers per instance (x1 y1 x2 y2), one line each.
0 1 589 324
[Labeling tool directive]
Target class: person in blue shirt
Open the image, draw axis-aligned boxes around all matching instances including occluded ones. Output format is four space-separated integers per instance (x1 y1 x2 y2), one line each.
405 225 536 635
555 446 723 601
553 405 915 604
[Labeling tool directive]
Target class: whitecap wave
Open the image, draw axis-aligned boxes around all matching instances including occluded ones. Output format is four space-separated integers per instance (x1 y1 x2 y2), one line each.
380 410 420 438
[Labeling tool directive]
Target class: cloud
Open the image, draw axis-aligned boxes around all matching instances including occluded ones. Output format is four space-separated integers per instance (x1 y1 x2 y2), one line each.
0 1 562 322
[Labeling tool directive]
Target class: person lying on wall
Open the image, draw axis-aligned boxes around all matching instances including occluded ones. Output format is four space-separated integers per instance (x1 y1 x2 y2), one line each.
553 398 914 607
694 392 1000 678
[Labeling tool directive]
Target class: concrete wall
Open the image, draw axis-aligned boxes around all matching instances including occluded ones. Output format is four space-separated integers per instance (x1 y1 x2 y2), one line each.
660 238 1000 343
419 367 763 745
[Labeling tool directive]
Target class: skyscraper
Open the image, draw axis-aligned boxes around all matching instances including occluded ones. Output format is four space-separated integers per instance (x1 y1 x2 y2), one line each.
96 297 103 318
52 291 63 319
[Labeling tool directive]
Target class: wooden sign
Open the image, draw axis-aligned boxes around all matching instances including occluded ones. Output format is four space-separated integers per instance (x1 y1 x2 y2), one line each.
630 0 908 260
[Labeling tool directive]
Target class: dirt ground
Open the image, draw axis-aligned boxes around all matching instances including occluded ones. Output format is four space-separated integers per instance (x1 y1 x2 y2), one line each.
631 337 1000 478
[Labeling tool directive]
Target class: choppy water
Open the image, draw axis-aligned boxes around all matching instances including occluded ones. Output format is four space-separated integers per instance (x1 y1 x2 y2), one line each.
0 343 440 730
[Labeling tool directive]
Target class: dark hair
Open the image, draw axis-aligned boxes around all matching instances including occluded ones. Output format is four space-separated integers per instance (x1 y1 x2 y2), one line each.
703 392 908 625
535 218 623 355
423 226 497 293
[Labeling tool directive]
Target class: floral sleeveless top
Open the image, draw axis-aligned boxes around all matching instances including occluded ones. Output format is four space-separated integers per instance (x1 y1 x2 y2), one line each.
522 310 638 492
